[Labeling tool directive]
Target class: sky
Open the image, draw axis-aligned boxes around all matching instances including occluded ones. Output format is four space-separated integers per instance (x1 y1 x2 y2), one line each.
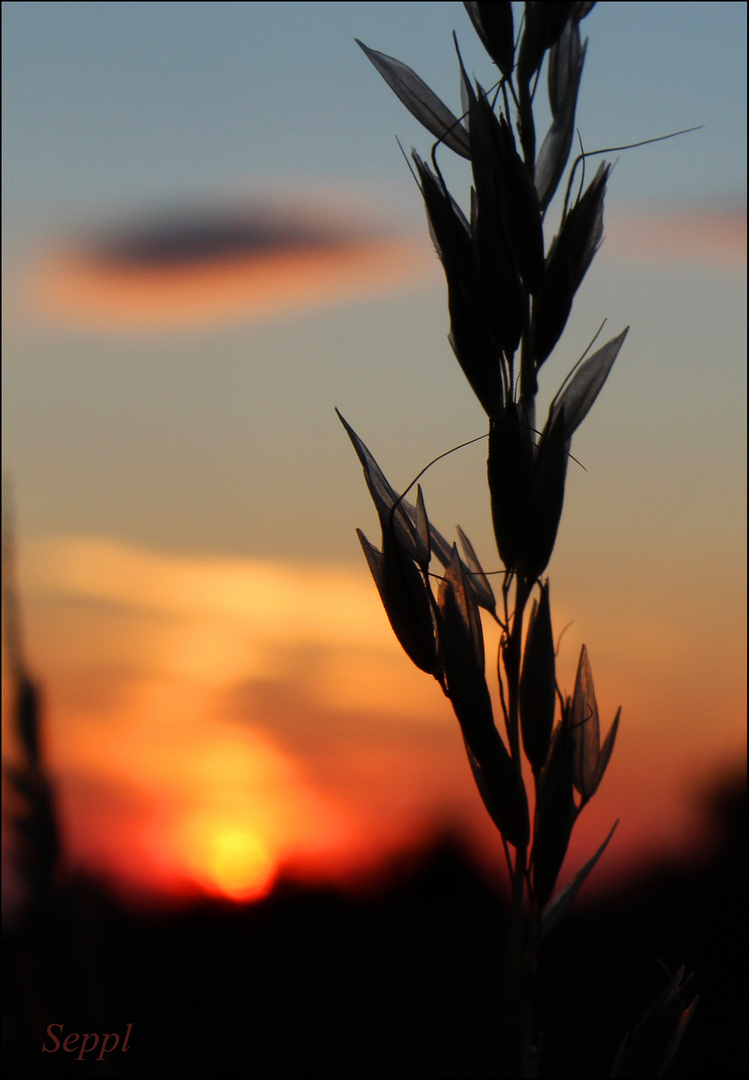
2 2 746 909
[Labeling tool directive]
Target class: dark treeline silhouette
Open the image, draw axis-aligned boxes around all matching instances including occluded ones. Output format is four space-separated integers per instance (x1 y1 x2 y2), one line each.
3 770 745 1079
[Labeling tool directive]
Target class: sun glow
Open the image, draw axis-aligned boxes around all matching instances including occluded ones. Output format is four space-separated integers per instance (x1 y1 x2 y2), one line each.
185 819 276 902
12 534 746 907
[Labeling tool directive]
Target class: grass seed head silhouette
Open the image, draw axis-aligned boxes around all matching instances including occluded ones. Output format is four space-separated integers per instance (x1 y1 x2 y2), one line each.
342 3 697 1076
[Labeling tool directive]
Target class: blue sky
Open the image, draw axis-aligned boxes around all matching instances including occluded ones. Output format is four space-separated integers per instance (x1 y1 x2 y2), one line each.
3 1 746 227
2 1 746 562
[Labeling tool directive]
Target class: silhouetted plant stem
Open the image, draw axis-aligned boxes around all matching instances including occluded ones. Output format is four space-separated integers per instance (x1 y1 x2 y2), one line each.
345 4 699 1074
505 575 536 1076
506 577 537 1076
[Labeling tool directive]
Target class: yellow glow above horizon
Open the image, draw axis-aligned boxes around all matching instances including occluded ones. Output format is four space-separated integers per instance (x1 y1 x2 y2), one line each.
5 532 746 907
180 817 276 902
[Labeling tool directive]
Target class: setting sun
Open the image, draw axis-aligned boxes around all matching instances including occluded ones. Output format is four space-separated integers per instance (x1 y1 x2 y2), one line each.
184 819 276 902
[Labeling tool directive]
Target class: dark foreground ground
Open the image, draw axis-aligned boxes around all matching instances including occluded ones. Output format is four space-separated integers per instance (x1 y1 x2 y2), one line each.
3 773 745 1079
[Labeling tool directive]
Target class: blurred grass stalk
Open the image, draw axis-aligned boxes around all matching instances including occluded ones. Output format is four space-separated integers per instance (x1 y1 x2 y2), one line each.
341 4 697 1076
3 500 103 1075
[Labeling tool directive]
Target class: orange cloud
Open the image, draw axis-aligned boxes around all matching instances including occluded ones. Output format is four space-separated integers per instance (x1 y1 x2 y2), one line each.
7 534 745 909
10 535 454 904
23 197 744 337
604 202 746 270
23 198 437 333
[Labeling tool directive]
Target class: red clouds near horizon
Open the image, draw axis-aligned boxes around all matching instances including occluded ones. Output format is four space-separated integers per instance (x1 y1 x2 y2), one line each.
4 534 744 911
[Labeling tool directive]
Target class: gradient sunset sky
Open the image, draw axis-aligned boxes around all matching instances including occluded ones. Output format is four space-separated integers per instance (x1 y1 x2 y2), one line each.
2 1 746 908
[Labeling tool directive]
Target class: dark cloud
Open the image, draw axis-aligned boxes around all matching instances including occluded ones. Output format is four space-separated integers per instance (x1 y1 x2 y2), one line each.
26 194 434 332
83 205 355 269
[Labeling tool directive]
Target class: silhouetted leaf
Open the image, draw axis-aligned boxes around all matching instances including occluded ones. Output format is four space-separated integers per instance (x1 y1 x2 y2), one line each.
337 410 427 568
488 402 534 571
596 705 621 789
356 40 471 158
419 512 453 570
534 163 610 366
358 529 438 675
456 525 496 617
532 711 576 907
536 22 586 211
439 545 485 674
496 114 545 293
517 2 575 85
467 87 523 355
552 327 628 439
570 645 620 802
412 152 471 265
523 404 569 580
540 819 619 939
464 2 514 78
413 153 503 415
437 550 518 815
410 510 495 616
520 581 556 773
414 485 430 565
464 733 528 850
571 644 600 800
611 967 699 1078
547 16 582 117
438 549 528 849
447 298 504 415
538 2 576 51
532 256 576 370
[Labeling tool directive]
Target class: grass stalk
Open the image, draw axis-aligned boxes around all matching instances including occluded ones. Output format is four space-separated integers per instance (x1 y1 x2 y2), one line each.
343 3 699 1075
